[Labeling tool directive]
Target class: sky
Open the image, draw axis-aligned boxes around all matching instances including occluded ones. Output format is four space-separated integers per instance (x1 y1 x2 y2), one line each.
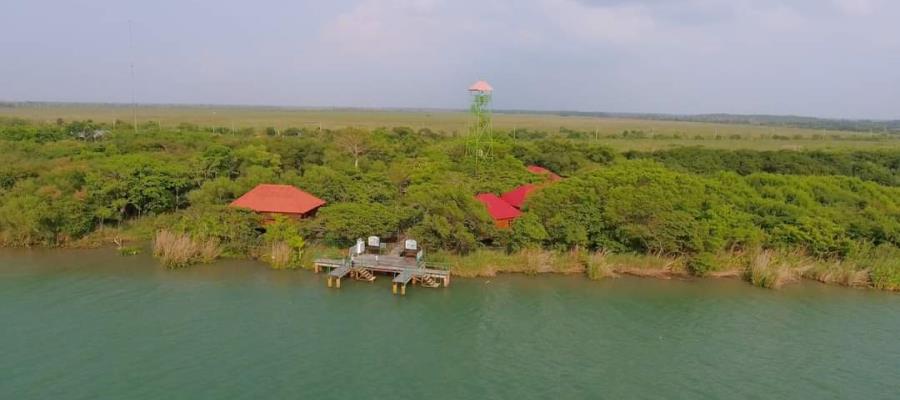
1 0 899 119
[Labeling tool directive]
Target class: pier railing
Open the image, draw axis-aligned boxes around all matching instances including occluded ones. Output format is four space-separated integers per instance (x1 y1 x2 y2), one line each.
344 243 452 272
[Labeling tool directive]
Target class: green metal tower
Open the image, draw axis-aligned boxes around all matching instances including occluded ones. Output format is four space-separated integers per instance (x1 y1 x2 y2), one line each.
466 80 494 170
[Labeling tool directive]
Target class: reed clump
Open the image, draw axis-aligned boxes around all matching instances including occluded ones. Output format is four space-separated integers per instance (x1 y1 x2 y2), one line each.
745 249 804 289
584 250 617 280
153 229 221 269
267 241 293 269
802 260 869 287
443 248 584 277
860 245 900 291
601 252 686 278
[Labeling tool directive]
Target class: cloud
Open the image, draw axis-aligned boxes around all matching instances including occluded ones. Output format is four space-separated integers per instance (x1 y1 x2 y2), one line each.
320 0 451 58
540 0 657 44
832 0 875 16
3 0 899 117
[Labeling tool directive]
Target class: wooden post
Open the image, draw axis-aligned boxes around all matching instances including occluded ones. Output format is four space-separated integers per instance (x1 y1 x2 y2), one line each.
444 276 450 287
327 277 332 288
336 278 341 289
314 264 320 273
400 284 406 296
392 283 397 295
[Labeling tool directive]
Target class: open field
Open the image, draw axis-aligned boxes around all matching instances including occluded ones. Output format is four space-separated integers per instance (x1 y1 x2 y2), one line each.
3 103 898 151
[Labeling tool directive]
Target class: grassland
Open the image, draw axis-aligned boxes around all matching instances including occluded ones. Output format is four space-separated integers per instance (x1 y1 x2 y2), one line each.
3 103 898 151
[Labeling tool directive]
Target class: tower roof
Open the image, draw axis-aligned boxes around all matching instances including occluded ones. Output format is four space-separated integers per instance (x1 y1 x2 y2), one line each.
468 80 493 92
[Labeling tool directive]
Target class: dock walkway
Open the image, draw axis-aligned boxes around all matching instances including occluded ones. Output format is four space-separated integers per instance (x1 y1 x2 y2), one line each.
314 245 450 295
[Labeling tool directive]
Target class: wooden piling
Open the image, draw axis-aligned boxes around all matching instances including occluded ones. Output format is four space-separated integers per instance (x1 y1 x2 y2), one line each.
336 278 341 289
400 284 406 296
392 283 397 295
327 277 332 288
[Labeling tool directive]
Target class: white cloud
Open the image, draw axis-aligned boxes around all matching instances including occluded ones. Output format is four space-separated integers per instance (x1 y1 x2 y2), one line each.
540 0 657 44
320 0 449 57
832 0 875 16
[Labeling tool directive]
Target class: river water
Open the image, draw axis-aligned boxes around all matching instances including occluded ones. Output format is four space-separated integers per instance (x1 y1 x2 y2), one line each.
1 249 898 399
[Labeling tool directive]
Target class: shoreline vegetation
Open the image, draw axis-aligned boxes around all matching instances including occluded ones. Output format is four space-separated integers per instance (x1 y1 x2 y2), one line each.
1 113 899 292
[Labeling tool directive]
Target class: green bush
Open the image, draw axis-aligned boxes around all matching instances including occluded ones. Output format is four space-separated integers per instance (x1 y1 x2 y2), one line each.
687 253 716 276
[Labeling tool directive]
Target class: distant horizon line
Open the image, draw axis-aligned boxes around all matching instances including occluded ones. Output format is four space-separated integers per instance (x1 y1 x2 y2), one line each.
1 100 898 124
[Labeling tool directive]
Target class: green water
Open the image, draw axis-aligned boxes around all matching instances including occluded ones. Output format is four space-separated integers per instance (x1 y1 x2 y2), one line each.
1 249 898 399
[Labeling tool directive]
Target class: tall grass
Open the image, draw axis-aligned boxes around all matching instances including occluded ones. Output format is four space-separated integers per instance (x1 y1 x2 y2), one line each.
744 249 807 289
860 245 900 291
267 241 293 269
441 248 584 277
153 230 221 269
441 248 685 280
584 251 616 280
600 252 686 278
741 244 900 290
802 261 869 288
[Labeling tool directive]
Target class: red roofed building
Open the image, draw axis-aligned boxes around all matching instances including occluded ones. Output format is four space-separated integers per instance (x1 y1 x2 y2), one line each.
501 184 537 210
475 193 521 229
527 165 562 182
229 184 326 219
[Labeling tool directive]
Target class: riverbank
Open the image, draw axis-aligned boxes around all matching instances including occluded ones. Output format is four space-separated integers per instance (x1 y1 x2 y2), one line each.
427 247 900 291
19 238 898 293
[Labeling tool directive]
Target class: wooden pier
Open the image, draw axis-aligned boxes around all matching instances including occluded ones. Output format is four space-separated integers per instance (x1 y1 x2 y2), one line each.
314 242 450 296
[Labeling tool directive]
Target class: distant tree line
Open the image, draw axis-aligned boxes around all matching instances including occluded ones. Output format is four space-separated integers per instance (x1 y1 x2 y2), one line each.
625 147 900 186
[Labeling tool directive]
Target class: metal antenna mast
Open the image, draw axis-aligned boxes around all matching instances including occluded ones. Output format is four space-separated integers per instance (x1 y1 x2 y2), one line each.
129 20 137 134
466 80 494 174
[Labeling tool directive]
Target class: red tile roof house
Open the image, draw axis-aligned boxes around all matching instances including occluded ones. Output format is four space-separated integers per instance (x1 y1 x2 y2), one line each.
229 184 326 220
475 193 521 229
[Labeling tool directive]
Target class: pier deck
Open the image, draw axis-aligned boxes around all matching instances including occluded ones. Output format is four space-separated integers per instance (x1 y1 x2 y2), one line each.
314 248 450 295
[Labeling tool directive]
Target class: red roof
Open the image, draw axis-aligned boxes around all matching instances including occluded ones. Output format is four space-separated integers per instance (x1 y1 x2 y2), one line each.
468 80 493 92
475 193 521 221
527 165 562 181
229 184 326 215
501 184 537 209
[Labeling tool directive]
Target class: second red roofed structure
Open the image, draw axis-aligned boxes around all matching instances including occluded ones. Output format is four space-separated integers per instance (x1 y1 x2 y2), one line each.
229 184 326 219
475 193 521 229
501 183 537 210
527 165 562 182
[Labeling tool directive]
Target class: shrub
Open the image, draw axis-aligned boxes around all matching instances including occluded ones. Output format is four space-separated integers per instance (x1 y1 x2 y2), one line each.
687 253 716 276
262 215 306 269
